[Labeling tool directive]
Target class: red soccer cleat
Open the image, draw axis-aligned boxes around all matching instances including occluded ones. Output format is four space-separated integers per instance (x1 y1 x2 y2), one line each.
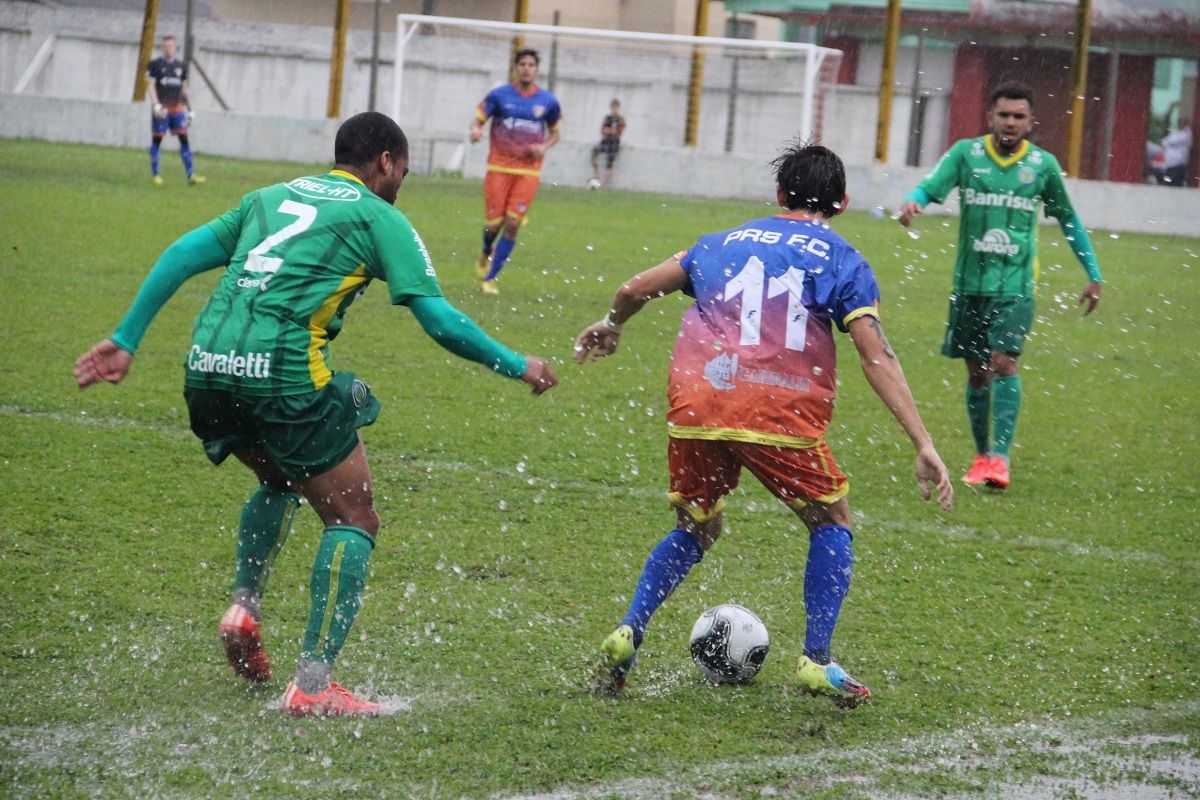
281 681 381 718
985 456 1010 489
219 604 271 683
961 454 992 486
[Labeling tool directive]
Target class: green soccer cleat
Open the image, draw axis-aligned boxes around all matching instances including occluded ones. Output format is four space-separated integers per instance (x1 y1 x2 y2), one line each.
590 624 637 696
795 655 872 708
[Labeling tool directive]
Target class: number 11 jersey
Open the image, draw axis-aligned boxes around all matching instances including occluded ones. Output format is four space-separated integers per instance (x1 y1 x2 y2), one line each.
668 214 881 448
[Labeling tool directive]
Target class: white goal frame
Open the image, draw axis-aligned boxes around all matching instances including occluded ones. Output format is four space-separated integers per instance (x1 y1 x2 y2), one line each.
392 14 842 147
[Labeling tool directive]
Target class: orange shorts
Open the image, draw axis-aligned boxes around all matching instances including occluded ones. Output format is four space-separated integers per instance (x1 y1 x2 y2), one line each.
484 170 541 225
667 436 849 522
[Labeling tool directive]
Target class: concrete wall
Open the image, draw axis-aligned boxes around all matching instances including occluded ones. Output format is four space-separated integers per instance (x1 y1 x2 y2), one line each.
0 3 846 160
3 91 1198 238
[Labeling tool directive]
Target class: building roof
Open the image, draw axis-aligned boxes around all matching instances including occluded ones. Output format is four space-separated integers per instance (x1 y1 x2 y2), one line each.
726 0 1200 45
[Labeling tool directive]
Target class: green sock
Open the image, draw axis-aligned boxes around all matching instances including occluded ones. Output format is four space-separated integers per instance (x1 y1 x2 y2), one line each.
966 384 991 455
302 526 375 665
991 375 1022 459
234 485 301 600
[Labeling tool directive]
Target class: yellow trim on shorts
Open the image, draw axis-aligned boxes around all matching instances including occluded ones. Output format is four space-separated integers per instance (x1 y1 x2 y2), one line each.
486 164 542 177
307 266 370 389
668 426 822 450
782 474 851 511
668 493 726 523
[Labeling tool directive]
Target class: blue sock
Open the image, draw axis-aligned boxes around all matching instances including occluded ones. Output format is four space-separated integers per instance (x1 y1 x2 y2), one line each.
485 236 515 281
149 142 161 175
180 145 194 178
481 228 499 256
620 529 705 648
804 524 853 665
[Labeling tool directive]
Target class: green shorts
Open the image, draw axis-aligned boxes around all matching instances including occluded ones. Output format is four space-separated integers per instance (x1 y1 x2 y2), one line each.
183 371 382 482
941 294 1035 363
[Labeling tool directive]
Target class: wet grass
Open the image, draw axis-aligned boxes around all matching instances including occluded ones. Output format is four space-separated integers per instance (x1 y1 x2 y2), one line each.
1 138 1198 799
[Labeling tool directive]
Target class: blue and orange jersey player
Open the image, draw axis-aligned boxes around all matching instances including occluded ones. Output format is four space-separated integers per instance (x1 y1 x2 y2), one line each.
468 48 562 294
575 141 953 705
145 34 203 186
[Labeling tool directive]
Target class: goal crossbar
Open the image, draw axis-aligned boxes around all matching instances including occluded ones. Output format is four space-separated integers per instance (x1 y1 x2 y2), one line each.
392 14 842 146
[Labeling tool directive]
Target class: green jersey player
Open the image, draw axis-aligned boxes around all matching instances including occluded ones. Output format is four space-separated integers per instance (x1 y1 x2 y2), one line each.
75 112 558 717
897 82 1102 490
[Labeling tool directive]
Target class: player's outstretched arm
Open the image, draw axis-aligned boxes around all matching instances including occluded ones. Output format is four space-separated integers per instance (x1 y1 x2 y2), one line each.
74 339 133 388
847 315 953 511
408 295 557 395
573 257 689 363
74 226 231 389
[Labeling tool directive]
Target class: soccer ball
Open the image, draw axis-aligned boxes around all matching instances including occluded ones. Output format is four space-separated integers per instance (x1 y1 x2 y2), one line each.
689 604 770 684
587 177 602 190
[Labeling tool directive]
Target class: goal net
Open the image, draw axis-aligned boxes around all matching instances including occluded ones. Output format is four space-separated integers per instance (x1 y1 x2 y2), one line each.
392 14 842 172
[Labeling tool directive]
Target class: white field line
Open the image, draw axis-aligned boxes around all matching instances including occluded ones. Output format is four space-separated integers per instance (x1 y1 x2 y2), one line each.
3 705 1197 799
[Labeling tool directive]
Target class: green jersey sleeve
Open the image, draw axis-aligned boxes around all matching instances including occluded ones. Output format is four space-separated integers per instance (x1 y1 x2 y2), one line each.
206 202 247 254
918 139 970 204
367 209 444 304
1038 153 1075 220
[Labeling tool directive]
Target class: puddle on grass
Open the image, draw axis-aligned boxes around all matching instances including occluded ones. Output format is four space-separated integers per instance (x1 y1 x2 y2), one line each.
492 730 1200 800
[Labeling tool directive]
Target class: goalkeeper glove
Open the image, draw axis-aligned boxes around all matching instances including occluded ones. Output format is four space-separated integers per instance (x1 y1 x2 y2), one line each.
186 109 195 123
152 103 165 119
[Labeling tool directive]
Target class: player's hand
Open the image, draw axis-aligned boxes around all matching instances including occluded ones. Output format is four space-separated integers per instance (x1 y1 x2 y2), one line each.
152 103 166 119
528 144 546 159
186 109 195 122
896 200 922 227
573 322 620 363
74 339 133 389
469 126 483 143
914 444 953 511
521 357 558 396
1078 280 1101 316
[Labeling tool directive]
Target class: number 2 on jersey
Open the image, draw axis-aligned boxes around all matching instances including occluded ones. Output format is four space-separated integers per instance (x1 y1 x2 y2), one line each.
244 199 317 282
723 256 809 351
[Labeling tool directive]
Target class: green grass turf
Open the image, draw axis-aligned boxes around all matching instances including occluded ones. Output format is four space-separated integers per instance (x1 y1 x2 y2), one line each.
1 138 1198 799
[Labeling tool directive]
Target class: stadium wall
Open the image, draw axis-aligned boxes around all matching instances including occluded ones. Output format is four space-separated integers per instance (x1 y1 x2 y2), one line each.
2 91 1197 238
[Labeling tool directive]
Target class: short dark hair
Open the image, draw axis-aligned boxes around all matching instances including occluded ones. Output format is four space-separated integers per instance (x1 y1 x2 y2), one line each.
990 81 1035 111
514 48 540 66
334 112 408 169
771 140 846 217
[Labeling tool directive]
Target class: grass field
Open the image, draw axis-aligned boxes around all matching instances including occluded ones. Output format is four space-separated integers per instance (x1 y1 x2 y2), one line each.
1 138 1198 799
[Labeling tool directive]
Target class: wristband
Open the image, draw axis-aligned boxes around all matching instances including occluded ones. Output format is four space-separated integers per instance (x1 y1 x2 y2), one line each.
602 313 624 334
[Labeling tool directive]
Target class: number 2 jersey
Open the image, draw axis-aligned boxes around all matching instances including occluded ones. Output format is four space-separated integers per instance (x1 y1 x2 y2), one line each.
668 214 882 448
187 170 443 396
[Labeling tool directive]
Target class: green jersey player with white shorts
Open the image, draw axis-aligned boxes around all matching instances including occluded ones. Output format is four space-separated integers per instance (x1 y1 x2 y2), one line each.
898 82 1103 491
76 112 558 717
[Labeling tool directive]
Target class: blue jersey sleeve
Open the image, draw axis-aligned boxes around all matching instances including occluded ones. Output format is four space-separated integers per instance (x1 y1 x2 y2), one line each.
832 256 882 332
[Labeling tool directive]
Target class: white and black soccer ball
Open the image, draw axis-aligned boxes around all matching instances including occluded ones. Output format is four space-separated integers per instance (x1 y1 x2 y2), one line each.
587 178 602 190
689 604 770 684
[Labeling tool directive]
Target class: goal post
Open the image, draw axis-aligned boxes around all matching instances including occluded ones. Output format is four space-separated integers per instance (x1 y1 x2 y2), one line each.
392 14 842 169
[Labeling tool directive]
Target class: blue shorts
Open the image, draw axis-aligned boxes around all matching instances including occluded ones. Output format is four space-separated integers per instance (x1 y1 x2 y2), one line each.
152 110 188 136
